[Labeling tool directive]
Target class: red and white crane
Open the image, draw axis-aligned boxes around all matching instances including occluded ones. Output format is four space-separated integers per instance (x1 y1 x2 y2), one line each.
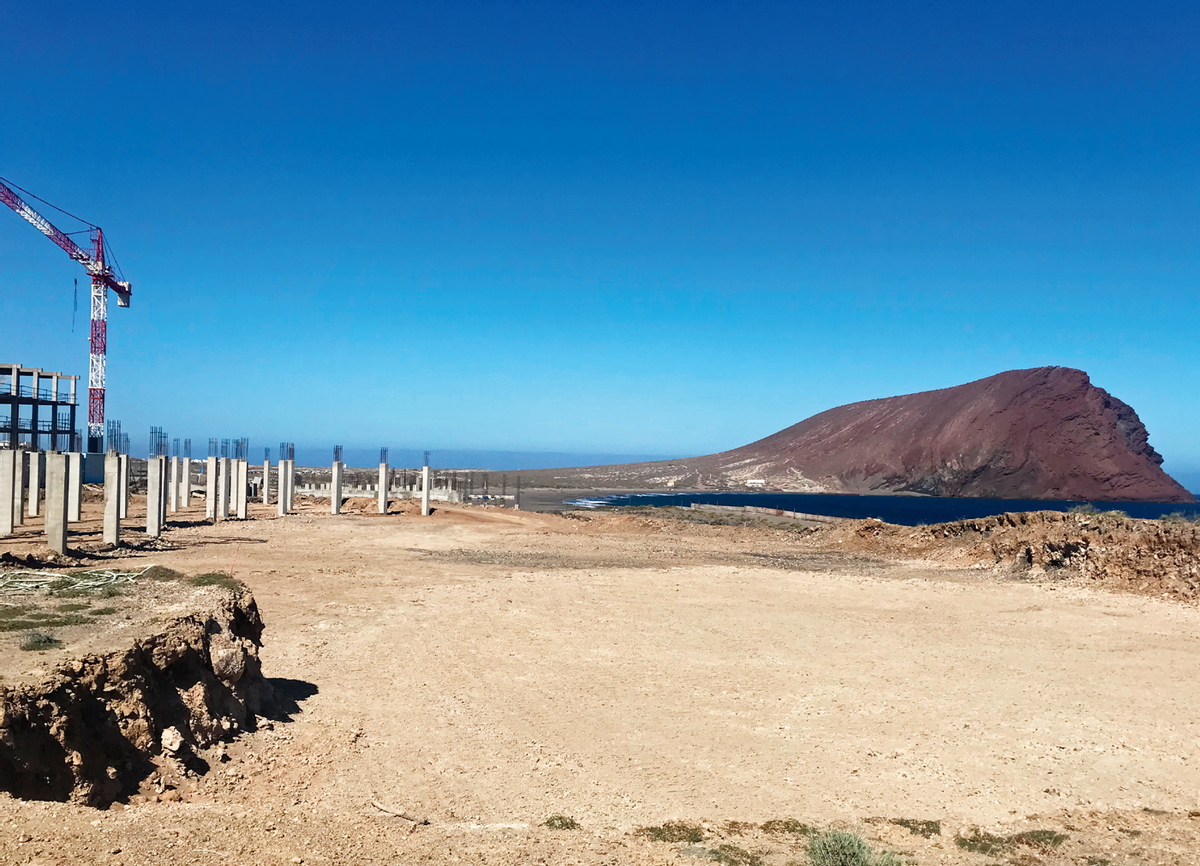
0 178 133 453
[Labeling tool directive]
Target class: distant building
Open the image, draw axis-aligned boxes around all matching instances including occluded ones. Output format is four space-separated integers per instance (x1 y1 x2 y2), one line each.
746 479 766 487
1 364 80 451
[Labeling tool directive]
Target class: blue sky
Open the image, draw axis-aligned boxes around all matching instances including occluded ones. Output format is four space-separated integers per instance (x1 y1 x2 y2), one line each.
1 2 1197 484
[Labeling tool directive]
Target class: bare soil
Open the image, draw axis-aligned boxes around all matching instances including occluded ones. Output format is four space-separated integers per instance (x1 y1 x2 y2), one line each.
2 498 1199 864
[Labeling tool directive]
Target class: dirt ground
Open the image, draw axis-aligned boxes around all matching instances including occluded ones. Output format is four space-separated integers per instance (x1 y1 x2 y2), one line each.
2 497 1199 865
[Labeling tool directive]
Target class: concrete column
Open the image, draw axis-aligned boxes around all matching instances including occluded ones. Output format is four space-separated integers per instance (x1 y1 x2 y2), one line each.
286 460 295 512
66 452 83 523
12 450 25 526
262 460 271 505
421 465 431 516
168 456 179 513
27 451 42 518
218 456 231 520
378 462 388 514
161 457 170 525
276 460 287 515
180 458 191 508
119 454 129 518
236 459 248 519
103 451 120 545
146 456 164 538
0 450 14 536
44 452 68 553
331 461 343 515
206 456 218 520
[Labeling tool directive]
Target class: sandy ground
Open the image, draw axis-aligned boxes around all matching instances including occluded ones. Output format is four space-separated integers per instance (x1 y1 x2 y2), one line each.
2 498 1199 864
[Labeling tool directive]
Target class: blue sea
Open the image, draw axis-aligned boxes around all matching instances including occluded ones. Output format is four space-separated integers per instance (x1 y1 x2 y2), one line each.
567 491 1200 527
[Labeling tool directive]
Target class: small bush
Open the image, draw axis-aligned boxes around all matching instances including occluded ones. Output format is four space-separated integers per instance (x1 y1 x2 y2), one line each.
20 632 62 651
544 815 579 830
709 844 762 866
723 821 757 836
807 832 898 866
636 822 705 844
1010 829 1068 849
1067 504 1128 519
1162 511 1200 524
141 565 185 581
954 828 1066 855
890 818 940 838
761 819 817 836
954 831 1012 855
189 572 241 592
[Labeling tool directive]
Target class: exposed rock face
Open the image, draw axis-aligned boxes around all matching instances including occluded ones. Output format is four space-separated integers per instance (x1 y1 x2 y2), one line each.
811 511 1200 601
540 367 1193 502
0 593 271 807
700 367 1192 501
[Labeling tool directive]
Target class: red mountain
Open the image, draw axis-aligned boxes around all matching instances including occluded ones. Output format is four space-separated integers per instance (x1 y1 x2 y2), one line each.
546 368 1194 502
692 367 1192 501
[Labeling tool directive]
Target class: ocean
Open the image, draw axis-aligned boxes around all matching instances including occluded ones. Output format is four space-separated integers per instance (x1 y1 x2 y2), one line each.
566 491 1200 526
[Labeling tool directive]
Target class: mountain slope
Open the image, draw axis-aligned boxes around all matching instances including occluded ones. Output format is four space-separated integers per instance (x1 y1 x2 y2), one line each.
540 368 1194 502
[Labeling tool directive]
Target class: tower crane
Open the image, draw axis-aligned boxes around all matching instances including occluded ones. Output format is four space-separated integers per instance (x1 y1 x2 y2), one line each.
0 178 133 453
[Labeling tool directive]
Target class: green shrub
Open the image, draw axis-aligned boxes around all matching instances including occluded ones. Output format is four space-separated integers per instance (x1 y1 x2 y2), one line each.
141 565 185 581
20 632 62 651
708 843 762 866
1162 511 1200 524
807 832 874 866
761 819 817 836
954 828 1066 855
954 830 1012 855
1067 504 1128 519
636 822 705 844
544 815 579 830
890 818 940 838
189 572 242 592
1010 829 1068 849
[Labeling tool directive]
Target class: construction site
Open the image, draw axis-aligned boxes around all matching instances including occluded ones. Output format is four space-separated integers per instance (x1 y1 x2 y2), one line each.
4 178 1200 866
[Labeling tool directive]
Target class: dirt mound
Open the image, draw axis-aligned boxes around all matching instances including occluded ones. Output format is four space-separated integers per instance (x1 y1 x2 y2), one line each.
809 510 1200 600
0 591 271 807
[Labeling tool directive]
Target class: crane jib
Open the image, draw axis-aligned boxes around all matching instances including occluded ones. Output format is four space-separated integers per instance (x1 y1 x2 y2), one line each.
0 176 134 451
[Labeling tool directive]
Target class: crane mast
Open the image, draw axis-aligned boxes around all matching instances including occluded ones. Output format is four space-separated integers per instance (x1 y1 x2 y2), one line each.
0 179 132 452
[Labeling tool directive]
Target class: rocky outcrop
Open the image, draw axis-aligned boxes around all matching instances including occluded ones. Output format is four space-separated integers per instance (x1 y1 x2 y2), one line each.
0 592 271 807
827 510 1200 600
926 511 1200 597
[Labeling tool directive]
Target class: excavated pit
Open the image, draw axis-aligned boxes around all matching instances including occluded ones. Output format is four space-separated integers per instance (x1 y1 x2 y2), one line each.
0 576 272 808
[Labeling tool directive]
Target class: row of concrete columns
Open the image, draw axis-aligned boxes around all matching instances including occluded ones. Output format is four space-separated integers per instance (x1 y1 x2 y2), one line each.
196 457 253 524
1 450 101 544
326 460 428 516
0 449 131 553
3 449 438 552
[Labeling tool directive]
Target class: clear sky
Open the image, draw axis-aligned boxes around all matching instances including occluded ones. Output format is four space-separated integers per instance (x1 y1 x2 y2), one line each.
2 2 1197 484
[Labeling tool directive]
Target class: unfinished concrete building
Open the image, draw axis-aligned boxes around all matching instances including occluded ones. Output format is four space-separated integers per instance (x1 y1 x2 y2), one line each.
1 364 79 452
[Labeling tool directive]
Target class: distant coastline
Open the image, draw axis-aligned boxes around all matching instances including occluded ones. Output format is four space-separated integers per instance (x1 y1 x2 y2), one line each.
553 489 1200 525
